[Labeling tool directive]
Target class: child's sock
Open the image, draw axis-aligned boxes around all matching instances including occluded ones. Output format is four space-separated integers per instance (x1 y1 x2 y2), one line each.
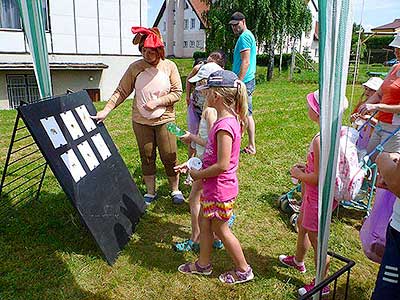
294 257 305 266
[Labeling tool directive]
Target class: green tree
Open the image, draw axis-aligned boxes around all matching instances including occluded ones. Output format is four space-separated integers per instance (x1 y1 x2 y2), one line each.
202 0 311 80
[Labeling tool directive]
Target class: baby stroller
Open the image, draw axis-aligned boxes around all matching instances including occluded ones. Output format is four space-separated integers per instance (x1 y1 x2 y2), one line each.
277 120 400 232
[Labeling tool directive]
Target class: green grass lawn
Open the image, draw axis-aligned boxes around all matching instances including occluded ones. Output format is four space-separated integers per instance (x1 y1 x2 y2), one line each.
0 66 379 299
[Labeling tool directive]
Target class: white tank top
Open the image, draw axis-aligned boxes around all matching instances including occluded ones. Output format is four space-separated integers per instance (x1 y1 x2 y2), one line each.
196 117 208 159
391 198 400 232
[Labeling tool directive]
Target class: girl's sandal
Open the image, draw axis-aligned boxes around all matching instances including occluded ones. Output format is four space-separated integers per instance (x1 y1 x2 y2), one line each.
218 266 254 284
178 260 213 275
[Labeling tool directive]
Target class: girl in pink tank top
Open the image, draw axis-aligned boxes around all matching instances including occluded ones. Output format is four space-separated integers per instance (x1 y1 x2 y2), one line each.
279 90 340 296
176 70 254 284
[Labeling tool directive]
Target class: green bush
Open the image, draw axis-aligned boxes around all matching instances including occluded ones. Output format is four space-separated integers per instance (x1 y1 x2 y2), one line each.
193 51 207 60
256 53 292 69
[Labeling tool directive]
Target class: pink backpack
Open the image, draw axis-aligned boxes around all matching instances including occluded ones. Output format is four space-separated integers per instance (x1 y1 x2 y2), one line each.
334 127 366 201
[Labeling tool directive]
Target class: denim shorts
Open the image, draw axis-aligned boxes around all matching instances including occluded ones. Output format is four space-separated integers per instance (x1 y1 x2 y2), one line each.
245 79 255 116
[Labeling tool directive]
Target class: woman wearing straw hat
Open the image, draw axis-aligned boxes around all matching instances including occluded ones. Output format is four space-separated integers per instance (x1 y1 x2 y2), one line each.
359 34 400 156
92 27 185 205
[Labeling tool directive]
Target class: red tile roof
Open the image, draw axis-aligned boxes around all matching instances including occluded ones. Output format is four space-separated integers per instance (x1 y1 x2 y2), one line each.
188 0 209 29
372 19 400 32
153 0 209 28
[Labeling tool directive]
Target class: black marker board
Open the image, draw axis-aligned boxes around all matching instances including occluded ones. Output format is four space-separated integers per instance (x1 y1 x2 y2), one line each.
18 90 145 265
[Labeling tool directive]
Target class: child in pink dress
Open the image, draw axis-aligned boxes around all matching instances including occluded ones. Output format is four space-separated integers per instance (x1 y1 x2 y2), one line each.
279 90 340 296
176 70 254 284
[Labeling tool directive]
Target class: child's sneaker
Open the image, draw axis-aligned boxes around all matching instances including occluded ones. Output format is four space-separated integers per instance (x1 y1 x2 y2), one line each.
278 255 306 273
228 213 236 228
298 279 330 296
173 239 199 252
213 239 224 249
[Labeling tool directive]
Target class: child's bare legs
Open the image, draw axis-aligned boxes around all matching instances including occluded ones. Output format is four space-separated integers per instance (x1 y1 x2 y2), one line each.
212 218 249 271
197 214 214 267
308 230 330 278
189 180 202 242
295 211 311 263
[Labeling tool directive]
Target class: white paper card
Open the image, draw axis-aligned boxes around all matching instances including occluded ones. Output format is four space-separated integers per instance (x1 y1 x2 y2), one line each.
61 149 86 182
77 141 99 171
40 116 67 148
60 110 84 140
91 133 111 161
75 105 96 132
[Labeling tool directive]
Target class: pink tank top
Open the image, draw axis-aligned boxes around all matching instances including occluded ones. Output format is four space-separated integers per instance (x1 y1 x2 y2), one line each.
304 134 319 200
135 67 170 119
202 117 241 201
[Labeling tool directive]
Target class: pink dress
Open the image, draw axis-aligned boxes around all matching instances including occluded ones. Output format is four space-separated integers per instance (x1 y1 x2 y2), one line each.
301 134 338 232
201 117 241 221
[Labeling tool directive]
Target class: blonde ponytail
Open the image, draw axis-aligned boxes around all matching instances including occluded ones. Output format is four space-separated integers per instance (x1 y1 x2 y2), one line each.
213 80 248 132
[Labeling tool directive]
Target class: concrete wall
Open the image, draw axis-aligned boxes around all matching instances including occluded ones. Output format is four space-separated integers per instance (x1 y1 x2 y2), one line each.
0 0 145 55
0 0 147 109
0 53 140 109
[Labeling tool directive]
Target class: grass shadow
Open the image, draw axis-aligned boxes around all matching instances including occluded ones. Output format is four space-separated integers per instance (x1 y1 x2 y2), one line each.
125 213 192 273
258 191 299 232
0 191 112 300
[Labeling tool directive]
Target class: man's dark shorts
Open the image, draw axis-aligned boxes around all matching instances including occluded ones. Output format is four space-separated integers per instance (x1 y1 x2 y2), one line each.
372 225 400 300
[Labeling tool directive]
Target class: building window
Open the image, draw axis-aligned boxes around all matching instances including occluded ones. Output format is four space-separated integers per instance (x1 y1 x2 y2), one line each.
7 74 40 108
183 41 188 48
189 40 195 48
163 21 166 32
190 18 195 29
196 40 202 48
0 0 49 30
184 19 188 30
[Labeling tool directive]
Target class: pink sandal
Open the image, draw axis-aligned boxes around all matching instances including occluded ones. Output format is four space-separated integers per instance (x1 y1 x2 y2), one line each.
178 260 213 276
218 265 254 284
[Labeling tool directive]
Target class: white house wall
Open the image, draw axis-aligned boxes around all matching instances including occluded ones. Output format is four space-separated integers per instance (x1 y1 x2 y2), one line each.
158 0 206 58
0 0 146 109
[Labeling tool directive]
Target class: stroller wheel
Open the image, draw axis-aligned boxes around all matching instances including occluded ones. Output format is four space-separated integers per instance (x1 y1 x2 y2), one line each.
280 198 293 213
276 195 287 208
290 213 299 233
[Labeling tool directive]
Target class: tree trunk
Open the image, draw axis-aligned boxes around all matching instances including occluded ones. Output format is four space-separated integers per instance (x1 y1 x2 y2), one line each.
279 37 283 74
267 38 275 81
289 38 296 81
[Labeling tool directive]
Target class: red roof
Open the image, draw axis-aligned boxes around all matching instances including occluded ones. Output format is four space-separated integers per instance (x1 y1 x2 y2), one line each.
189 0 209 29
372 19 400 32
153 0 209 29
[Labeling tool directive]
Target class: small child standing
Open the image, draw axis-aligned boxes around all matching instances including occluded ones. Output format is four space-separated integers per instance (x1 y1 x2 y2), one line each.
186 51 226 158
350 77 383 151
173 64 218 252
176 70 254 284
279 91 340 296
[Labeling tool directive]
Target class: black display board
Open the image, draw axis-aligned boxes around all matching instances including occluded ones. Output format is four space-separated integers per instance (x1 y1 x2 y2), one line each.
18 91 145 265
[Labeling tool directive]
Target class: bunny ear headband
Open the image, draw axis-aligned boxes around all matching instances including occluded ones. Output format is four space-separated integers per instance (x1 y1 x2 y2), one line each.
131 26 164 48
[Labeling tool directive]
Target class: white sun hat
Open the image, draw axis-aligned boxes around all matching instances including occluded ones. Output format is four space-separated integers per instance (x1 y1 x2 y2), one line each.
363 77 384 91
389 33 400 48
188 62 222 83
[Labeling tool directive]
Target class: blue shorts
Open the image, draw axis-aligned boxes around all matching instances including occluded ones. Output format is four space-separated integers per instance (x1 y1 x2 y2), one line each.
245 79 255 116
372 225 400 300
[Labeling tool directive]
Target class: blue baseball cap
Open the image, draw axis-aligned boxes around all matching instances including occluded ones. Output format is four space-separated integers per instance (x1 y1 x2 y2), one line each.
196 70 239 91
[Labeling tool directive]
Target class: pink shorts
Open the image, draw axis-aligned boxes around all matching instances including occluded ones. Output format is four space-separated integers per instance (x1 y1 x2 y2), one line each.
201 197 235 222
300 194 338 232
